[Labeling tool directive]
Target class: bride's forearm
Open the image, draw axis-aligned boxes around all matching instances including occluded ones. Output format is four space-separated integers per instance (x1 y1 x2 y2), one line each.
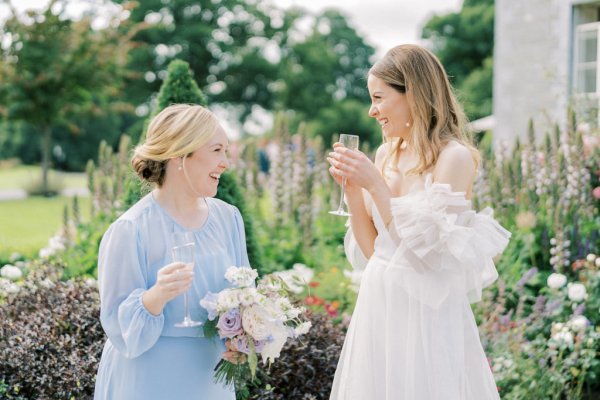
346 189 377 258
367 179 392 228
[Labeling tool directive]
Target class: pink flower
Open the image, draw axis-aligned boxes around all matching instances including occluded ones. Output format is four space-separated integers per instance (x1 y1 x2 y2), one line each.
592 186 600 200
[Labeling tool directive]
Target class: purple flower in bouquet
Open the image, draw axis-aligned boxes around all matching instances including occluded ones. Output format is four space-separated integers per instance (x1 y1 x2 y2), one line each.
217 309 243 339
230 335 266 354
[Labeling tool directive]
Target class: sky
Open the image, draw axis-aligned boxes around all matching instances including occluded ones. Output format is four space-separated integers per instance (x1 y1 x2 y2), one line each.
274 0 462 56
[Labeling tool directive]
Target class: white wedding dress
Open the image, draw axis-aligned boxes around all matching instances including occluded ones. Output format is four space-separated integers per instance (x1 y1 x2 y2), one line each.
330 175 510 400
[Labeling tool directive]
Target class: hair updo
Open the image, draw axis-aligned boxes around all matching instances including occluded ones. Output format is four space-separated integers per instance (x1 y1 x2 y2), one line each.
131 104 220 186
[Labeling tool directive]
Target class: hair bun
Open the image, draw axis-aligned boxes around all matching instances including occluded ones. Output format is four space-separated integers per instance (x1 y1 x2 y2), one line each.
132 155 166 185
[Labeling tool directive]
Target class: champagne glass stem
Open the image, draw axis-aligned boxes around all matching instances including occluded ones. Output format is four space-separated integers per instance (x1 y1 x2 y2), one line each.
183 293 190 321
337 178 347 212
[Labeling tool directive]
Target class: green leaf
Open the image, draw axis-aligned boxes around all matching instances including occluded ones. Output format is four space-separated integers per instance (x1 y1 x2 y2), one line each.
247 338 258 380
202 319 219 339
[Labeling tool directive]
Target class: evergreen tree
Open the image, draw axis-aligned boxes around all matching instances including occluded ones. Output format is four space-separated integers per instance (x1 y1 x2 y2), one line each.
157 60 207 109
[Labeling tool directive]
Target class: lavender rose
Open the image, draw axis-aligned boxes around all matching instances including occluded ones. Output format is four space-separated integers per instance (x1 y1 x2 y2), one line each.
217 308 243 339
230 334 266 354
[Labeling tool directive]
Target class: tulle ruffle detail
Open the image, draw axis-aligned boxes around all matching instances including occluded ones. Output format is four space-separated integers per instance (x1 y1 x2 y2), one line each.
388 175 510 309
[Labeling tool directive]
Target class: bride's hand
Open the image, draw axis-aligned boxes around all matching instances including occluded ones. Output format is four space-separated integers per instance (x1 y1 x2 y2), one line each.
327 143 383 193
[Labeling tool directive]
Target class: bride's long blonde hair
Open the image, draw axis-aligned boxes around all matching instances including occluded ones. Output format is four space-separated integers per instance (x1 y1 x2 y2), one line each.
369 44 479 175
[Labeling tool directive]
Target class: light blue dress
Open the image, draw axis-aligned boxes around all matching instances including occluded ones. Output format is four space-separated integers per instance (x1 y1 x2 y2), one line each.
94 194 249 400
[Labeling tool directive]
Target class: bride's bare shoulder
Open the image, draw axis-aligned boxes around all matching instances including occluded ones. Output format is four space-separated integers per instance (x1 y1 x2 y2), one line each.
433 141 476 192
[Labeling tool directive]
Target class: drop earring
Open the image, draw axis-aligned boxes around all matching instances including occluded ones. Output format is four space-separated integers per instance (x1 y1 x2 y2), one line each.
178 164 182 171
405 122 411 128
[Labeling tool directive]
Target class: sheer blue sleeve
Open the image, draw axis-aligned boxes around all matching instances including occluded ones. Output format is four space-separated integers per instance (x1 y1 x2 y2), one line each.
97 219 165 358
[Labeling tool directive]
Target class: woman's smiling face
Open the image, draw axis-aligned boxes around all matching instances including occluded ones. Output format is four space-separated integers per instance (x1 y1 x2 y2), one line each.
181 125 229 198
367 74 412 140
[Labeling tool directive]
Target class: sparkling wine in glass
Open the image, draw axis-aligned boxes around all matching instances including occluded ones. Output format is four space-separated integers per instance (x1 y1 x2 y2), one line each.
329 134 359 217
172 231 202 328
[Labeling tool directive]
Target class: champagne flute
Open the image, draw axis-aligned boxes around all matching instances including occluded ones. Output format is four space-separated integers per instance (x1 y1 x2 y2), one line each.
172 231 202 328
329 134 360 217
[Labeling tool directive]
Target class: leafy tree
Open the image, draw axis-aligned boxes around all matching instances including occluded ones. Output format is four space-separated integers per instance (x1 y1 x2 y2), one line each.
110 1 375 130
111 0 278 119
275 8 375 117
305 99 380 150
0 0 130 193
421 0 494 120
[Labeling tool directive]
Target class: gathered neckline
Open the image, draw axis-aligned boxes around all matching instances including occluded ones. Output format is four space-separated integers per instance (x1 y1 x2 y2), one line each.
150 193 213 233
390 173 468 202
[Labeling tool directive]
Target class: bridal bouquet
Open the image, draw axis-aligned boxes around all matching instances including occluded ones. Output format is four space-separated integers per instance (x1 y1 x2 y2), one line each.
200 266 311 396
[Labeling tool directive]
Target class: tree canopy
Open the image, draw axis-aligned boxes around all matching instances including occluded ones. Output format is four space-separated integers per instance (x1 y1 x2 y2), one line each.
421 0 494 120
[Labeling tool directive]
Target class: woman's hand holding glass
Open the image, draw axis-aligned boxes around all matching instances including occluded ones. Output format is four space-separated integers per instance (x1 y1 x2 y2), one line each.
154 262 195 303
327 143 383 194
143 261 194 317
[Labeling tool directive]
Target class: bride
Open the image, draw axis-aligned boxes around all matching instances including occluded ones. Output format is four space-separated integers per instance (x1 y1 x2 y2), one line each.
326 44 509 400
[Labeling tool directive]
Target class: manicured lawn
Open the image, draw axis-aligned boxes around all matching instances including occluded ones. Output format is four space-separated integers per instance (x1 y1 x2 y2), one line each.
0 165 86 190
0 196 91 259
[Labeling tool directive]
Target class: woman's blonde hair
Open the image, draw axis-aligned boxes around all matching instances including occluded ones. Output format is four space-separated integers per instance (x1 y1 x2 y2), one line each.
131 104 219 186
370 44 479 175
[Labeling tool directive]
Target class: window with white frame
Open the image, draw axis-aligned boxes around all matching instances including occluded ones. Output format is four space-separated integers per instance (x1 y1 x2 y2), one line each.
574 23 599 94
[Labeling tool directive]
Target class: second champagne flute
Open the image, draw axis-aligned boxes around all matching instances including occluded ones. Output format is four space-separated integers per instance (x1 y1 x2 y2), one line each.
329 134 360 217
172 231 202 328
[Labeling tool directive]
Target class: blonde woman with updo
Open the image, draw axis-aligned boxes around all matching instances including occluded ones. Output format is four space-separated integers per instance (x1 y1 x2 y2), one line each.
94 104 247 400
327 45 510 399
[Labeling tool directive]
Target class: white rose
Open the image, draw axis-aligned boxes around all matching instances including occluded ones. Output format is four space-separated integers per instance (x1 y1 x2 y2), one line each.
596 258 600 268
0 265 22 281
224 266 258 288
242 305 272 341
568 315 589 332
547 273 567 289
217 288 241 312
238 287 262 307
567 283 587 302
586 253 596 262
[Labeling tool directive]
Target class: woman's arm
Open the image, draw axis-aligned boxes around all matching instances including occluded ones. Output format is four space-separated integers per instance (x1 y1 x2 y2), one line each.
328 143 391 258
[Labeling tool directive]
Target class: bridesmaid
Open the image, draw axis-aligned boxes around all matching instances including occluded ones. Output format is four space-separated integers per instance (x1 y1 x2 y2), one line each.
94 104 248 400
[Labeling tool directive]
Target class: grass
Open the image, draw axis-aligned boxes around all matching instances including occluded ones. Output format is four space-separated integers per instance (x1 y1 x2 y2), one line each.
0 196 91 261
0 164 86 190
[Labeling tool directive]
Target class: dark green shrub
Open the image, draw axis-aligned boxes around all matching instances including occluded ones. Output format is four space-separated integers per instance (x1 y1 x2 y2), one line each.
0 267 104 399
250 311 345 399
